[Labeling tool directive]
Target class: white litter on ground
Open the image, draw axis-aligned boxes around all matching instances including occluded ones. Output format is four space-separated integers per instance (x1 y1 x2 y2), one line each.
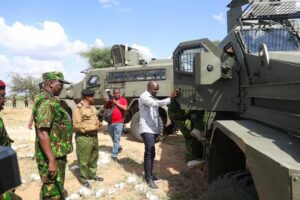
135 183 147 193
78 187 93 197
97 151 110 165
18 153 34 159
65 193 80 200
146 192 159 200
106 188 117 195
126 176 137 185
95 188 105 198
30 174 40 181
187 160 205 169
25 153 34 158
12 144 30 151
70 165 79 171
114 182 125 190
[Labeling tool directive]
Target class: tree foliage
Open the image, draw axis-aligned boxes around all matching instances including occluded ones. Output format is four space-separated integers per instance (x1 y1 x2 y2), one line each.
80 47 112 68
9 72 41 96
213 40 222 46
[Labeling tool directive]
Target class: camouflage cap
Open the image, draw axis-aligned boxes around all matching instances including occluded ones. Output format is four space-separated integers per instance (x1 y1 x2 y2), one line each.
42 71 70 84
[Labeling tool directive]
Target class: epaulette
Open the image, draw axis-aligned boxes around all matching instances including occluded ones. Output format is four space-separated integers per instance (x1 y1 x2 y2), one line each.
77 102 84 108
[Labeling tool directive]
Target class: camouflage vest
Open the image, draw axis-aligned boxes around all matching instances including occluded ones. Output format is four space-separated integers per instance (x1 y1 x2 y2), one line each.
33 91 73 161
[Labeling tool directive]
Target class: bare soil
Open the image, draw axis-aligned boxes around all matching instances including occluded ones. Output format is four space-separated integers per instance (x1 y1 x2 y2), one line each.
1 102 208 200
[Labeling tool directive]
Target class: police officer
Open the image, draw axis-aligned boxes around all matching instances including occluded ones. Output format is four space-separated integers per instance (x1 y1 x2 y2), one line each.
32 72 73 200
0 80 13 147
73 89 103 189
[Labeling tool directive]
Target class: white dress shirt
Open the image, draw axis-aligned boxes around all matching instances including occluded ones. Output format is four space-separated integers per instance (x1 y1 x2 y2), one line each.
138 90 171 135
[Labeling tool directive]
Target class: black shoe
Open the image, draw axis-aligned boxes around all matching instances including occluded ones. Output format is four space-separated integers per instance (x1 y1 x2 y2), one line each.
83 181 91 189
146 180 158 190
91 176 104 182
152 175 162 183
112 157 119 162
118 146 123 153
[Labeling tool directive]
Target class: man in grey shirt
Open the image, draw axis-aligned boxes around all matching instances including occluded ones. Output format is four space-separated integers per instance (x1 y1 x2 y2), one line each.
138 80 177 189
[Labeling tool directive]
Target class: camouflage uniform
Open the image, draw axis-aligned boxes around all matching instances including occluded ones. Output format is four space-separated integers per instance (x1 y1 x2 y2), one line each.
12 96 16 108
73 100 100 183
0 81 19 200
0 117 13 147
33 72 73 200
168 100 204 161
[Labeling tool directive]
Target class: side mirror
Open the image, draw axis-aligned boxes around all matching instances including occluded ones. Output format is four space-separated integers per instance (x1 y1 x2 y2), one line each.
194 51 221 85
259 43 270 67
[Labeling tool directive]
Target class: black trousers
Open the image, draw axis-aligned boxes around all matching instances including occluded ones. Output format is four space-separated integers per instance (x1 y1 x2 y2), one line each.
141 132 158 182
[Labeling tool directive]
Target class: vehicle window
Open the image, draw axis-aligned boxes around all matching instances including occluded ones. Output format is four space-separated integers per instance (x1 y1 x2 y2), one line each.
146 69 166 80
179 48 205 73
108 72 126 82
87 75 100 88
127 71 145 81
242 28 300 53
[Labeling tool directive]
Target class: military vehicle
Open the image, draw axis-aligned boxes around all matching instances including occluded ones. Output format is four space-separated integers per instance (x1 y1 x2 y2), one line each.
173 0 300 199
60 44 175 142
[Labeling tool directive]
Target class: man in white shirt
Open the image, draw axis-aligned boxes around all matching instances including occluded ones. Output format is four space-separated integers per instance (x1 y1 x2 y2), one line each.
138 81 177 189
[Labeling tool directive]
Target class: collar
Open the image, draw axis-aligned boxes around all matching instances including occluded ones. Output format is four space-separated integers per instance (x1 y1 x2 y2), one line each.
42 90 59 103
145 90 155 98
79 100 92 108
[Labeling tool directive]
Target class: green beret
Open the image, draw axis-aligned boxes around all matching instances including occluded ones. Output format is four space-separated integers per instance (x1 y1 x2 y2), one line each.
42 71 70 84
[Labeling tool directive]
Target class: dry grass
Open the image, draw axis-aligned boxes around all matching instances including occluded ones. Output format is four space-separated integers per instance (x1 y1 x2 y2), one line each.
1 104 208 200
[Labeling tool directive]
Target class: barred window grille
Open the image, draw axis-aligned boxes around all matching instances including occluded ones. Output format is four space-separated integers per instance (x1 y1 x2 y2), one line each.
146 69 166 80
108 72 126 82
127 71 145 81
179 48 205 73
108 69 166 82
242 28 300 53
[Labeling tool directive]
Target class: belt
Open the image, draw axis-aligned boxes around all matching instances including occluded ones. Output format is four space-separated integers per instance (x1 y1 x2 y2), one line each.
56 155 67 161
76 132 98 137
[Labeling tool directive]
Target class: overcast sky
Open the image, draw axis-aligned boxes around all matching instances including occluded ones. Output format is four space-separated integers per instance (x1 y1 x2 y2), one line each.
0 0 230 84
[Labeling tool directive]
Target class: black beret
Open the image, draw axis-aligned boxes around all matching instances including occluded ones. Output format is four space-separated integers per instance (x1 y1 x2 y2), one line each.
81 89 95 96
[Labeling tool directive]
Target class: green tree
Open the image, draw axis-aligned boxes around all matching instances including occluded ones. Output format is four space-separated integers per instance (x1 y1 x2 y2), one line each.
213 40 221 46
9 72 41 97
80 47 112 68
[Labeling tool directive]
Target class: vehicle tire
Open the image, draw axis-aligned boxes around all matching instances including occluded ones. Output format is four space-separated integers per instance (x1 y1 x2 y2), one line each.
130 112 143 142
204 171 258 200
130 111 164 143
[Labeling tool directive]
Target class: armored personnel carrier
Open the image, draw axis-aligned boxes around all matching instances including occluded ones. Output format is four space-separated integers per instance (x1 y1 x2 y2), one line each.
60 44 174 142
173 0 300 199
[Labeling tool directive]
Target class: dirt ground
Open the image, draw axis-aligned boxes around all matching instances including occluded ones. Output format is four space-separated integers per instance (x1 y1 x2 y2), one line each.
1 101 208 200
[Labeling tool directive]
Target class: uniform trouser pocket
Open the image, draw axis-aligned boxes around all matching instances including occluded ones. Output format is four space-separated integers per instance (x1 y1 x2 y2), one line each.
76 135 99 182
37 158 66 199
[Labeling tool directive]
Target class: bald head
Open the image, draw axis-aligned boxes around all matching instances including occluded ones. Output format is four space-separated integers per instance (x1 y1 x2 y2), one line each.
147 81 159 97
113 88 121 99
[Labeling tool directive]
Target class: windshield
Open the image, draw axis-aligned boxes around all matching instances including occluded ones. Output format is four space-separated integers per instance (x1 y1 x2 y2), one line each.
242 28 300 53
